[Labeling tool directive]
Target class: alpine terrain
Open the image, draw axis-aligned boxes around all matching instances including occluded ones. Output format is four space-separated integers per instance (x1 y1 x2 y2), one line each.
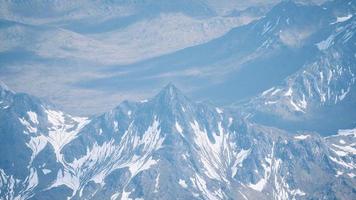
0 82 355 199
0 0 355 200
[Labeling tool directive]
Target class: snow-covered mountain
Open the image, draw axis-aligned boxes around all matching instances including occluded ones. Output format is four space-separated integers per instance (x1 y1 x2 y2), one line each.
0 81 89 199
1 1 356 199
241 0 356 133
1 82 355 199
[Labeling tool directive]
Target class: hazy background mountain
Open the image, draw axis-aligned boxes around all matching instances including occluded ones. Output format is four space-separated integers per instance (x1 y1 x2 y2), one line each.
0 0 331 116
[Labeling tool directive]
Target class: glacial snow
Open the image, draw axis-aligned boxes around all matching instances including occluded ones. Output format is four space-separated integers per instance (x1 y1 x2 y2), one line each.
294 134 311 140
331 14 353 24
178 179 188 188
27 111 39 125
46 109 90 162
50 116 164 197
231 149 251 178
19 117 37 134
26 135 47 164
175 121 183 134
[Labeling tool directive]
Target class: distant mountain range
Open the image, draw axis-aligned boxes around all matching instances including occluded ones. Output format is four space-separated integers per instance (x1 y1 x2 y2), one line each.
0 0 355 199
0 0 270 115
73 0 356 133
97 0 354 104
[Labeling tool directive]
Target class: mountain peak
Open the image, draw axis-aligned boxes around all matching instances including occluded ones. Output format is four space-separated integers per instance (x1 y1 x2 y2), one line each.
150 83 191 111
156 83 182 99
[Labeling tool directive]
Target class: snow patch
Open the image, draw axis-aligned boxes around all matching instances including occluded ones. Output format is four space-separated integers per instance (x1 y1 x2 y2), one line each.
175 121 183 135
294 134 310 140
178 179 188 188
317 35 334 50
332 143 356 155
290 99 304 113
336 170 343 177
262 87 275 96
216 107 223 114
52 168 80 195
338 128 356 137
46 109 65 127
46 111 89 162
26 135 47 164
228 117 233 127
271 89 282 96
120 189 132 200
248 178 267 192
27 111 39 124
113 121 119 132
42 168 51 175
331 14 353 24
231 149 251 177
190 120 228 182
284 88 293 96
329 156 355 169
19 117 37 133
154 174 160 192
190 174 219 200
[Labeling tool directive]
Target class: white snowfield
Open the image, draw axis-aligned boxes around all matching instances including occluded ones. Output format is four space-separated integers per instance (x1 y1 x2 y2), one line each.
294 134 310 140
331 14 353 24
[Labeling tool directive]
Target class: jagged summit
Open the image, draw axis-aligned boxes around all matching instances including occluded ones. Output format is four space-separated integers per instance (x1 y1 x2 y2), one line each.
151 83 191 107
156 83 182 98
2 76 355 200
